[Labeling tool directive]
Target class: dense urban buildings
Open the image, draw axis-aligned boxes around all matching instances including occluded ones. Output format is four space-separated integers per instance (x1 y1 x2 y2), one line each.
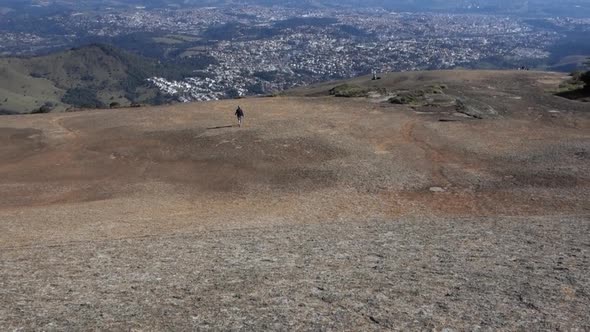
1 5 588 101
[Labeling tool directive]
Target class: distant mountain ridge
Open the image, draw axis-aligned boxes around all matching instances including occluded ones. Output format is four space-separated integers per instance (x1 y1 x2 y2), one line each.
4 0 589 17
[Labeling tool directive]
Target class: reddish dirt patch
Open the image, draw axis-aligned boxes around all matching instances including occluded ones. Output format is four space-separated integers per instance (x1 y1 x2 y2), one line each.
0 70 588 244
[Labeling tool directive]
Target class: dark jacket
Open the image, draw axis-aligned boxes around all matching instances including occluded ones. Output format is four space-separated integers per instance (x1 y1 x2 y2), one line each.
235 107 244 117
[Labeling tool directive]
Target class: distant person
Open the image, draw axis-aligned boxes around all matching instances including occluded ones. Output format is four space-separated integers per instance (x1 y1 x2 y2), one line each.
235 105 244 127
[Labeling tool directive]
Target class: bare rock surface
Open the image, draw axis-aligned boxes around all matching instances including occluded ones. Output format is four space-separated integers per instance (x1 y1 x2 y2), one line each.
1 70 589 330
1 216 589 330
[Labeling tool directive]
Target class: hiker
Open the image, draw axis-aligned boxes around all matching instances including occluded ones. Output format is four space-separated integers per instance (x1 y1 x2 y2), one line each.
235 105 244 127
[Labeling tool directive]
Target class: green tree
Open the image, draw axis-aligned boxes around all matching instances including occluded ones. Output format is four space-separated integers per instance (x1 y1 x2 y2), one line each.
62 88 104 108
31 102 53 114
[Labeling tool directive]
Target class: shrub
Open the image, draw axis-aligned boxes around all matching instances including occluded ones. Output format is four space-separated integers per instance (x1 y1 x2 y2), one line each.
428 84 447 93
32 102 55 114
329 84 369 97
389 94 418 105
388 90 425 105
62 88 105 108
31 104 52 114
0 109 19 115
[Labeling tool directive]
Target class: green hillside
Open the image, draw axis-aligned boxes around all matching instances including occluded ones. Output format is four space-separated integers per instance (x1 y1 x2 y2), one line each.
0 44 206 114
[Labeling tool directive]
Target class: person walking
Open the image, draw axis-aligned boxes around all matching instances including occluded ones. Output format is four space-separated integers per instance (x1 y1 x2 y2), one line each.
235 105 245 127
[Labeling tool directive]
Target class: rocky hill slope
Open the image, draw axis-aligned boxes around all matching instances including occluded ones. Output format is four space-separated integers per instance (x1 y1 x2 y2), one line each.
0 70 589 330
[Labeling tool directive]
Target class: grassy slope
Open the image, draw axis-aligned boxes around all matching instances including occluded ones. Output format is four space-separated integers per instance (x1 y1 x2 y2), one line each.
0 60 66 113
285 69 590 103
0 44 165 114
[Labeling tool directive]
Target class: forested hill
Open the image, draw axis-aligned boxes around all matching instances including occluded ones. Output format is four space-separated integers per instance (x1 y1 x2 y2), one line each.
0 44 216 114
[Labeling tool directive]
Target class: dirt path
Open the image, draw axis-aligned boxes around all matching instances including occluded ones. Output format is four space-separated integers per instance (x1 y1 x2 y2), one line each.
49 114 79 140
401 120 451 186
